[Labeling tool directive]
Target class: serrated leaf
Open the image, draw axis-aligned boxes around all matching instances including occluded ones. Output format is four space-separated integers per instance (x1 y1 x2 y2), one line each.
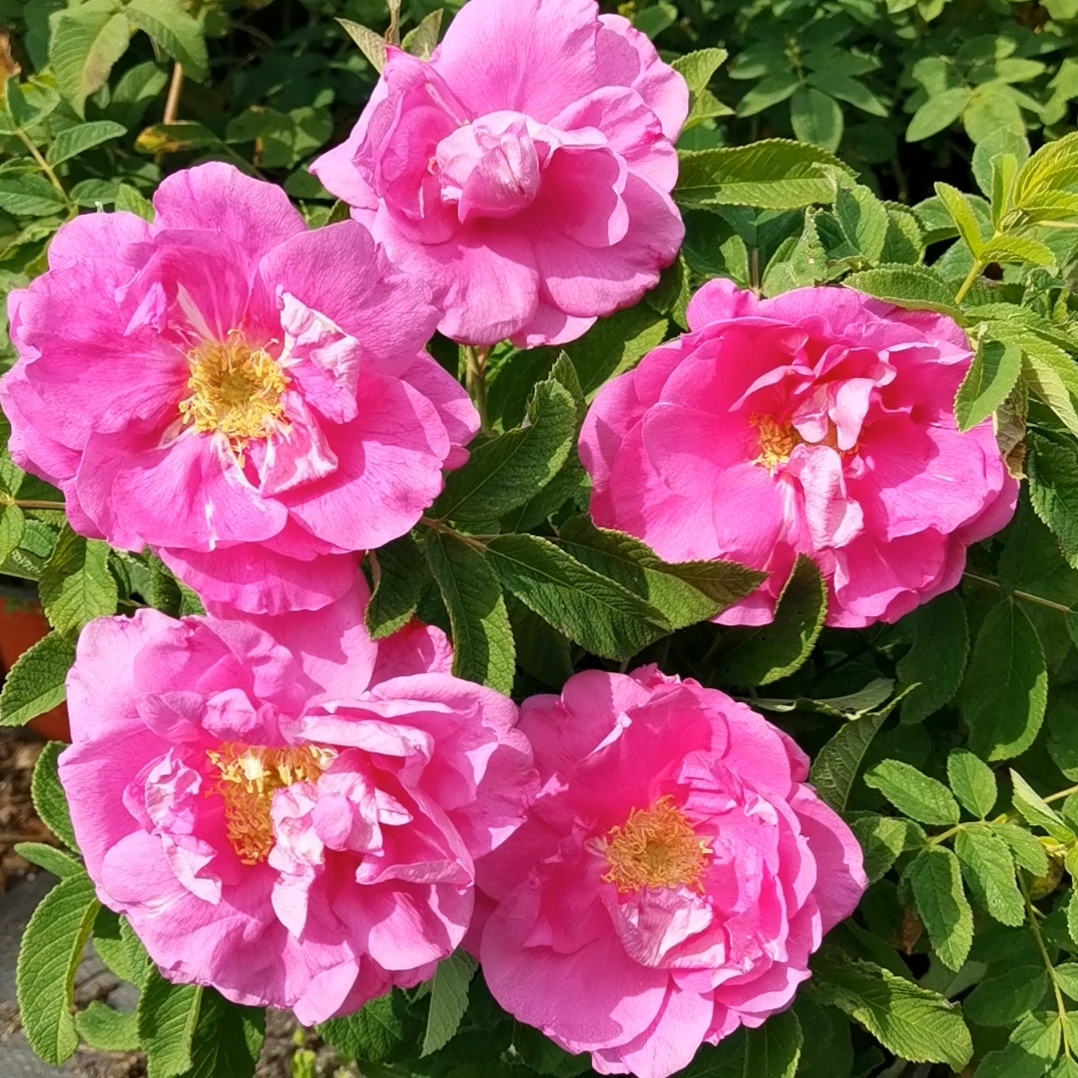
810 710 888 813
964 965 1047 1026
422 530 514 695
963 601 1048 762
679 1009 802 1077
16 871 99 1065
675 139 851 210
906 86 972 141
1056 963 1078 1001
318 992 407 1064
39 526 119 638
138 972 201 1078
76 1002 140 1052
336 18 387 72
0 630 75 728
898 591 969 723
810 954 972 1069
486 533 670 660
993 821 1049 876
14 841 81 879
46 120 126 166
0 173 66 217
421 950 477 1057
31 741 77 850
671 47 727 93
947 750 998 818
906 847 973 970
557 515 763 629
1011 770 1075 841
955 336 1022 432
0 503 26 565
850 814 919 884
512 1022 591 1076
92 907 150 986
981 234 1057 267
116 183 155 221
126 0 207 82
975 1012 1061 1078
435 377 576 522
48 1 131 117
183 989 263 1078
790 87 843 153
864 760 960 825
145 553 204 617
835 184 888 262
954 826 1024 926
1070 891 1078 950
934 181 984 257
1028 434 1078 568
1020 332 1078 440
401 9 442 59
845 264 959 317
1014 131 1078 207
366 534 424 639
713 556 826 686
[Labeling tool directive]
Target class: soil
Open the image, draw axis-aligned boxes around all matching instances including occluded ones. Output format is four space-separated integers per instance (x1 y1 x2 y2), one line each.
0 728 359 1078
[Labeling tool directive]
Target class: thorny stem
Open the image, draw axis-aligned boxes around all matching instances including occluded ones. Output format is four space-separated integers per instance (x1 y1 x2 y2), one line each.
962 571 1075 615
16 130 67 202
1020 871 1073 1059
162 63 184 126
464 345 490 433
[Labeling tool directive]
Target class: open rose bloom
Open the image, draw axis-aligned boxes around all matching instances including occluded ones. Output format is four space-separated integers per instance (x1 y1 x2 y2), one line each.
58 577 535 1023
2 162 477 615
580 280 1018 627
311 0 687 347
478 668 866 1078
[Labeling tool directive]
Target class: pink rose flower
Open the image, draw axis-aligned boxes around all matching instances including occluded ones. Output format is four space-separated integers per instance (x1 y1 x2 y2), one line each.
58 574 535 1024
579 280 1018 628
310 0 687 348
2 162 478 615
477 667 866 1078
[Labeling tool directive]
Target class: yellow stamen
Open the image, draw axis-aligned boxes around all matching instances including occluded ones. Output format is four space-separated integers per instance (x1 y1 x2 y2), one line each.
751 415 800 470
179 335 288 455
206 743 336 864
602 796 711 894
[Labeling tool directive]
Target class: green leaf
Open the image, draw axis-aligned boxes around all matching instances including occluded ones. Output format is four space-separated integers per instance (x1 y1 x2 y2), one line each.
557 515 763 629
810 954 972 1069
116 182 155 221
0 173 66 217
947 749 998 818
145 553 204 617
422 530 515 695
435 378 576 522
810 710 888 813
675 139 851 210
844 265 959 317
318 992 407 1065
565 306 668 400
679 1009 802 1077
1070 890 1078 950
1028 434 1078 568
964 965 1047 1026
905 847 973 970
849 814 920 883
14 841 82 879
632 1 676 38
31 741 78 850
336 18 387 72
1021 332 1078 440
735 73 800 118
486 533 670 660
790 87 843 153
864 760 960 825
125 0 207 82
92 907 150 985
46 119 126 166
0 630 75 728
955 336 1022 432
183 989 263 1078
16 871 99 1065
979 233 1057 268
993 821 1049 876
366 534 424 640
512 1023 591 1076
0 503 26 565
1055 963 1078 1002
954 826 1024 926
834 184 888 262
401 8 442 59
962 600 1048 762
975 1012 1061 1078
39 526 119 638
421 950 478 1057
671 48 728 94
713 556 826 686
48 1 131 116
1010 770 1075 841
76 1002 140 1052
1014 131 1078 207
934 181 984 257
138 972 201 1078
898 591 969 723
906 86 972 141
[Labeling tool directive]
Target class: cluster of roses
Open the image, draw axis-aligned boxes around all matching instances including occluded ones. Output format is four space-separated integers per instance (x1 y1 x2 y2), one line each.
1 1 1018 1076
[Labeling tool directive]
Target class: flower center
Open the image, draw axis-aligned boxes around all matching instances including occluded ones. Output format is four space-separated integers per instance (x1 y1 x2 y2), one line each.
602 796 711 894
752 415 801 470
179 336 289 454
206 743 336 864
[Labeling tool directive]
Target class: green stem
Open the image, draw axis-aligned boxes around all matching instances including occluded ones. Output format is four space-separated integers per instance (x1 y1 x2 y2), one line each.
12 499 66 511
463 345 490 432
962 572 1074 615
417 516 488 551
16 130 67 202
953 258 984 305
1020 871 1073 1059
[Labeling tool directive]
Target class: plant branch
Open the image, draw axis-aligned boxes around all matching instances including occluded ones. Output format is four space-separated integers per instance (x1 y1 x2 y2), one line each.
953 259 984 305
16 130 67 202
163 63 184 125
12 499 66 511
962 572 1074 615
463 345 490 432
1020 871 1072 1059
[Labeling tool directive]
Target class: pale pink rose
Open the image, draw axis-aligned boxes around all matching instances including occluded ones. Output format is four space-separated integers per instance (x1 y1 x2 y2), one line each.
478 667 865 1078
579 280 1018 628
310 0 687 348
2 162 478 615
58 573 535 1024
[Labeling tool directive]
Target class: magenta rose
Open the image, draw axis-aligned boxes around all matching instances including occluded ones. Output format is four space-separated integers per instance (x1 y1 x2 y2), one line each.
579 280 1018 628
310 0 687 348
2 162 478 615
477 667 866 1078
58 574 536 1024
